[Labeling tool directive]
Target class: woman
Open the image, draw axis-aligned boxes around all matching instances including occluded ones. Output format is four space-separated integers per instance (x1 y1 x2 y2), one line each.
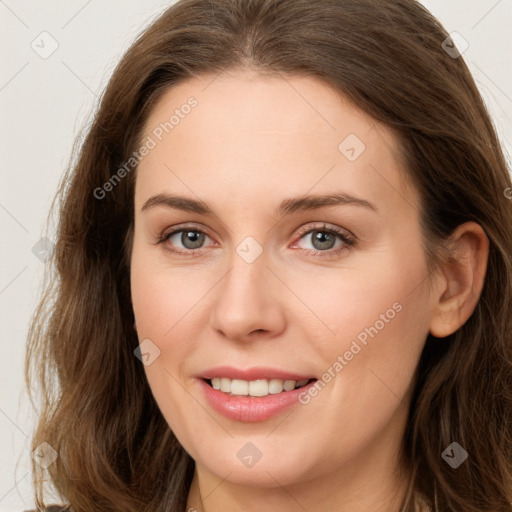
25 0 512 511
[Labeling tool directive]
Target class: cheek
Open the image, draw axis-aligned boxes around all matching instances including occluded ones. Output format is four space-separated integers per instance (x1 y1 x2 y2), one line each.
130 243 206 341
130 245 219 391
287 256 427 351
130 250 208 442
293 268 429 466
317 262 430 415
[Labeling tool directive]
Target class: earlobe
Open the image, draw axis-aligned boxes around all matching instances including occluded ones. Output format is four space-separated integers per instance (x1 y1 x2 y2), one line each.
429 222 489 338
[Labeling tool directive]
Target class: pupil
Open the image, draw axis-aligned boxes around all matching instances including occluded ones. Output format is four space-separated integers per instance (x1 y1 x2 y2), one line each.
182 230 204 249
313 231 335 250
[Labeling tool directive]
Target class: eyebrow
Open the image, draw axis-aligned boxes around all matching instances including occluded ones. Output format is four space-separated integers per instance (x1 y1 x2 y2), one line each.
141 192 378 216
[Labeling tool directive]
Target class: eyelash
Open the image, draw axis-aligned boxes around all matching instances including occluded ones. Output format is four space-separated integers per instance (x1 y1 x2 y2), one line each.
156 223 356 259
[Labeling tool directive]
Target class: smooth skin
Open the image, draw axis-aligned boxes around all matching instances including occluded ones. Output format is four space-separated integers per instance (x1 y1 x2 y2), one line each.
130 68 489 512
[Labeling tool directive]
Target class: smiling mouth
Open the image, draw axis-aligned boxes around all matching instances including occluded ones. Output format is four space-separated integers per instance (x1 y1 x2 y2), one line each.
204 377 317 397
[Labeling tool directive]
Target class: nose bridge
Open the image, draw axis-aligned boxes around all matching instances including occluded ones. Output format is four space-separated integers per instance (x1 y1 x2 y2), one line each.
210 234 285 340
223 236 270 314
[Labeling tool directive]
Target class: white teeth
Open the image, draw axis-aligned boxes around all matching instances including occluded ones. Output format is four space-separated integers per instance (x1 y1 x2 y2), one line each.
283 380 296 391
249 379 268 397
208 377 310 397
230 379 248 395
268 378 284 394
220 378 231 392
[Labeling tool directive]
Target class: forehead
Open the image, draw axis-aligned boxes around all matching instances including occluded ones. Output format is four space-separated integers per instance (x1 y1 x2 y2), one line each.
135 70 418 219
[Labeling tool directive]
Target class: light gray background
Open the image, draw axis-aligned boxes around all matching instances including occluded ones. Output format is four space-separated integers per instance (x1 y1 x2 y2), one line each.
1 1 511 510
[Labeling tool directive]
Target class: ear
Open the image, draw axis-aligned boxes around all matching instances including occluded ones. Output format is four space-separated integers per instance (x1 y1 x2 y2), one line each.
429 221 489 338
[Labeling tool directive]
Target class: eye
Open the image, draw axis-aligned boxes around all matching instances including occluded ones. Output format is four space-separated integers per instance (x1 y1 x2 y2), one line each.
156 222 355 258
291 223 355 258
158 226 215 255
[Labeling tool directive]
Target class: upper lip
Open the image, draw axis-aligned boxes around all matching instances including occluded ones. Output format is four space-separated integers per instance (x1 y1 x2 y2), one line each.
196 366 316 382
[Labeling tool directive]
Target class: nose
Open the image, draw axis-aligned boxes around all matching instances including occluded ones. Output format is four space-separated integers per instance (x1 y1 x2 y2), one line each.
209 247 287 342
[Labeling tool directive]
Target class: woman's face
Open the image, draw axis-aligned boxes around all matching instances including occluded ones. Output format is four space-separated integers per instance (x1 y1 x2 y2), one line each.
130 69 439 492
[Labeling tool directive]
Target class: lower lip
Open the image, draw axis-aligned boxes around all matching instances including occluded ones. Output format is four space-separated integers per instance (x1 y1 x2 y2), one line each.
197 378 317 422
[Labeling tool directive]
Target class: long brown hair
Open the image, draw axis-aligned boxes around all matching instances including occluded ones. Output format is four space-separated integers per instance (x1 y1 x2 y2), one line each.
25 0 512 510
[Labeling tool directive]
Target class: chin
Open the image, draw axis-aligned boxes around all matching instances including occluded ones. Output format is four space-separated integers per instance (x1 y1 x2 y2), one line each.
196 442 316 488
